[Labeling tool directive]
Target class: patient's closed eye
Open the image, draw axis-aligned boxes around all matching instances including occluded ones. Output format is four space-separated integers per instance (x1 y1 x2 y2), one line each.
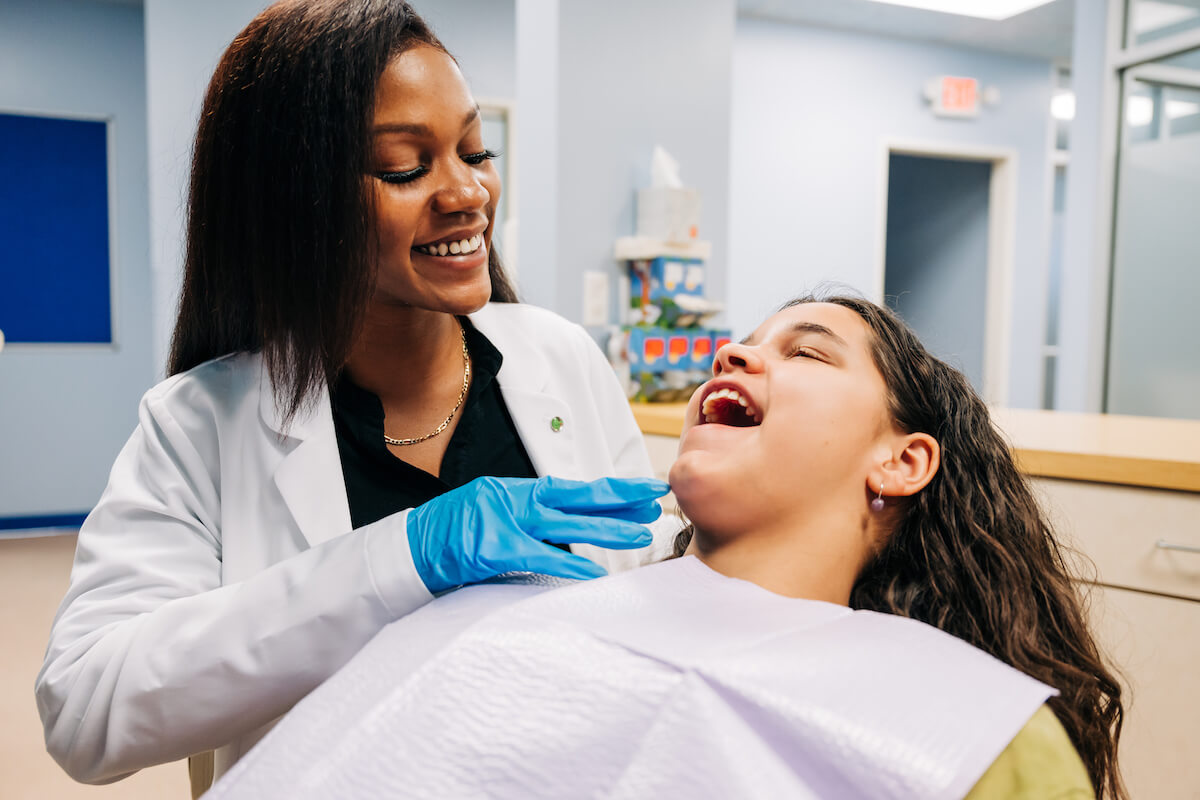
786 346 819 359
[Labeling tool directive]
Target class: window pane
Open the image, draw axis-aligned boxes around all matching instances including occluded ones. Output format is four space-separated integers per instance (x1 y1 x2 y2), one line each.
1127 0 1200 48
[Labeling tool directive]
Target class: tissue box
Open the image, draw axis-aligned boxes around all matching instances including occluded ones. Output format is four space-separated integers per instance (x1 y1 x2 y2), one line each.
637 187 700 243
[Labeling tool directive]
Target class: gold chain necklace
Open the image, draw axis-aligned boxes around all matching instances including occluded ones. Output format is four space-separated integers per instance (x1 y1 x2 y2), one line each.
383 324 471 447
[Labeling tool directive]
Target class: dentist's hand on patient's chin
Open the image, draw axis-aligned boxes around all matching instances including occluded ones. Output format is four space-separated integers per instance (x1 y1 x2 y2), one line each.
406 475 671 594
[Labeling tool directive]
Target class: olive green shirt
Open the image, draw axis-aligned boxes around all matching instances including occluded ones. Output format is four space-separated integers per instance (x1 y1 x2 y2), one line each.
966 705 1094 799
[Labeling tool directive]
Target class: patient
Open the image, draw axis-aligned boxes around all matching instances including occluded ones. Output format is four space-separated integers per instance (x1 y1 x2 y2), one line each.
207 295 1123 800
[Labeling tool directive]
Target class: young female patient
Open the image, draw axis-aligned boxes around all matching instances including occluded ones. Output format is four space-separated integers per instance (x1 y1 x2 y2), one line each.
206 295 1123 800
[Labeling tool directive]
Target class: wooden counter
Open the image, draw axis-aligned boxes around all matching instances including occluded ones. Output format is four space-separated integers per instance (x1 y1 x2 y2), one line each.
631 403 1200 492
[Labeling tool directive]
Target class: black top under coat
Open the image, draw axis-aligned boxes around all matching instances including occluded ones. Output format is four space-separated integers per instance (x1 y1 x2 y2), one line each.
331 318 539 530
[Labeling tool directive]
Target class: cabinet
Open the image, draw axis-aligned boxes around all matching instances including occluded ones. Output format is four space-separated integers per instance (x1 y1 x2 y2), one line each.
1088 584 1200 798
1034 478 1200 800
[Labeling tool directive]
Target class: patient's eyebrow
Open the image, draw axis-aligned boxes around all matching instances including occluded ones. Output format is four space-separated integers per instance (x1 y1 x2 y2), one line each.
741 322 849 349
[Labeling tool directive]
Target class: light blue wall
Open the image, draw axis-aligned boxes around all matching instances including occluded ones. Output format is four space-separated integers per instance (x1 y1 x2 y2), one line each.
1056 0 1117 412
728 19 1056 408
515 0 736 319
0 0 153 518
885 154 992 390
144 0 270 378
513 0 559 306
145 0 517 375
422 0 515 102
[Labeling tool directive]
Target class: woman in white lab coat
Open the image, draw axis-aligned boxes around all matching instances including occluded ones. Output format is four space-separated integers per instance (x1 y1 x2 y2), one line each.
35 0 670 788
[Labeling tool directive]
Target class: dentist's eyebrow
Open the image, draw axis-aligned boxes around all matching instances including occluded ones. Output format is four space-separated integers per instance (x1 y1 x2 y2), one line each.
373 107 480 137
740 322 848 349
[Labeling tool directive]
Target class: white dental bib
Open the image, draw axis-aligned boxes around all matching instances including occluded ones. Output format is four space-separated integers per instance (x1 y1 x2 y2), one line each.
207 556 1053 799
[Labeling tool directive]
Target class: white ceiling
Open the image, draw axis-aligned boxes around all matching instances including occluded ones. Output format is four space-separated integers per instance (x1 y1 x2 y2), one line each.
737 0 1077 63
67 0 1079 62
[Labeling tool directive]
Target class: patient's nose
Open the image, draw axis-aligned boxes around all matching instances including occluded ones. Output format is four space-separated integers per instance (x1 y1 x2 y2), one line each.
713 342 763 375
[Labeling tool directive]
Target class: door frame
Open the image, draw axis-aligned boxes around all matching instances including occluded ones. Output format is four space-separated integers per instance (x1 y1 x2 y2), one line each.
874 139 1019 405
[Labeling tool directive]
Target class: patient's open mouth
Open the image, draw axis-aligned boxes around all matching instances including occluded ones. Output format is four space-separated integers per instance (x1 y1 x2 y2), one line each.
700 387 762 427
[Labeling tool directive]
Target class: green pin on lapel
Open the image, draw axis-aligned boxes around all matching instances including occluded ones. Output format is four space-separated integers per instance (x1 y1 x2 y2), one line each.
550 416 564 433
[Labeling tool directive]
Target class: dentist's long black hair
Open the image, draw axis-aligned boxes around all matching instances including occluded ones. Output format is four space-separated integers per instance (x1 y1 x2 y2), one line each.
674 293 1125 799
168 0 517 426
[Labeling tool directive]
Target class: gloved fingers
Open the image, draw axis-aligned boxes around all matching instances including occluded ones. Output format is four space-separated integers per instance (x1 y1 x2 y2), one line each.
605 499 663 524
483 541 609 582
531 507 655 549
535 476 670 515
550 498 662 524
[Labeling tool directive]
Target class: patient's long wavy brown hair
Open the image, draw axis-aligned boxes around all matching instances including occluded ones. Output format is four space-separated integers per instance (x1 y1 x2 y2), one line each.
673 293 1124 798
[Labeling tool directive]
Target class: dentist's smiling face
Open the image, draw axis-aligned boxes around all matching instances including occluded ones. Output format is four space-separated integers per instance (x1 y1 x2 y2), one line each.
670 302 896 538
367 46 501 314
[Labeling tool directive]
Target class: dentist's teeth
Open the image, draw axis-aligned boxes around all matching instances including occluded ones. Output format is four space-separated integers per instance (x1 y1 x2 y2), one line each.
416 234 484 256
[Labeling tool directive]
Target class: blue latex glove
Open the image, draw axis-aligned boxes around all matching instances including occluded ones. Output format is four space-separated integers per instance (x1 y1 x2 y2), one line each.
407 475 670 594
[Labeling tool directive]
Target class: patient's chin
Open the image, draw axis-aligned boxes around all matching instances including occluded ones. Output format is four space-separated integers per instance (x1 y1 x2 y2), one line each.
668 448 722 491
671 485 749 545
667 456 710 513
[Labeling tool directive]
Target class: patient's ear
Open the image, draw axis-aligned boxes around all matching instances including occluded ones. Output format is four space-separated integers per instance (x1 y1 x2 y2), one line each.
878 432 940 498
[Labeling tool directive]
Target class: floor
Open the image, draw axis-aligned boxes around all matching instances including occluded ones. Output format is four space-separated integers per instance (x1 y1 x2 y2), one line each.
0 533 188 799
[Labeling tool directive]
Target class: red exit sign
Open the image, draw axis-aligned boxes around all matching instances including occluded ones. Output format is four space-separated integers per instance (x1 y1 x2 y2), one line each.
929 76 980 118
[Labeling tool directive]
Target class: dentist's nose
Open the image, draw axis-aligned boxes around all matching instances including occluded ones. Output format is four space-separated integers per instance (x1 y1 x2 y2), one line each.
713 341 764 376
432 162 491 215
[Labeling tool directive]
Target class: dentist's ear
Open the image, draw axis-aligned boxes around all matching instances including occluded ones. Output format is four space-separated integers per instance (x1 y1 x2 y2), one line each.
874 432 940 500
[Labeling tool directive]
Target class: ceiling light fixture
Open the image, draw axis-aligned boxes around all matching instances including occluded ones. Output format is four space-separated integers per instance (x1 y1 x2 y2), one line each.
1166 99 1200 119
863 0 1055 21
1051 90 1076 121
1127 95 1155 126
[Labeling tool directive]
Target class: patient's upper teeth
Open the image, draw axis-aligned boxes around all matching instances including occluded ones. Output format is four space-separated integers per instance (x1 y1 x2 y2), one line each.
459 238 472 253
699 386 761 423
449 241 462 255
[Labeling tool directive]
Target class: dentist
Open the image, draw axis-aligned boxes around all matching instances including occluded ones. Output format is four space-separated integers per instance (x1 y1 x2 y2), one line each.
36 0 669 788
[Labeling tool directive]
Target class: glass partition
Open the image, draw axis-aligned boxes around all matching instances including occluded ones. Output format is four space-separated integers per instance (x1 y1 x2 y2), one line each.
1105 52 1200 418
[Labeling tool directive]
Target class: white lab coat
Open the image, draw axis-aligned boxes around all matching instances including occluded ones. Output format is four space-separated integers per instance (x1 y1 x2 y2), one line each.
36 302 674 784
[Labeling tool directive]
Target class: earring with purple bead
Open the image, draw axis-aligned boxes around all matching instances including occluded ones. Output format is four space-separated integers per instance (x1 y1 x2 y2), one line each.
870 482 886 512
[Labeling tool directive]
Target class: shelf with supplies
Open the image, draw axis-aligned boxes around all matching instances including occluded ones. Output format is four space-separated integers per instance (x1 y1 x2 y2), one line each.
611 237 727 404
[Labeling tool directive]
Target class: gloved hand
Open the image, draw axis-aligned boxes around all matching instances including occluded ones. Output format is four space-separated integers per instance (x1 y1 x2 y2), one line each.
407 475 670 594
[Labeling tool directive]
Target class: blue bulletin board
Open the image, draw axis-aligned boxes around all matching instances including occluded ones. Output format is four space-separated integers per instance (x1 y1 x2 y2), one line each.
0 112 112 344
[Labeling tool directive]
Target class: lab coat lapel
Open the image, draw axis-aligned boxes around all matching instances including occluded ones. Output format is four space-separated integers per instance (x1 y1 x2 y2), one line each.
258 369 353 549
472 309 582 480
502 383 581 479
